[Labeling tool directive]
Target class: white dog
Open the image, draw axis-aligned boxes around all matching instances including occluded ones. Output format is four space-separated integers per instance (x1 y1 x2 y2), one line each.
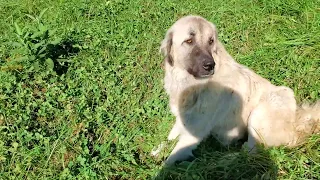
158 15 320 165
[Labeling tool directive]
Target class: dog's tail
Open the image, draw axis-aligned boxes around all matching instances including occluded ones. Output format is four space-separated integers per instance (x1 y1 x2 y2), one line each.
294 100 320 144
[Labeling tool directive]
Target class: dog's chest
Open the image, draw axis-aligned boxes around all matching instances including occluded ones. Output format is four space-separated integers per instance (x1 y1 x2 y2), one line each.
179 87 245 144
183 87 243 128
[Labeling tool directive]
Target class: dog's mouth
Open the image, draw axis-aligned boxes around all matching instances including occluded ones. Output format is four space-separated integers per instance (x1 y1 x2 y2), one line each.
198 70 214 78
187 68 215 79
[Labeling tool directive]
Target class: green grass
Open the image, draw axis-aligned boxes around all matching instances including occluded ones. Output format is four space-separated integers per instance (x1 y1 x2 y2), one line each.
0 0 319 179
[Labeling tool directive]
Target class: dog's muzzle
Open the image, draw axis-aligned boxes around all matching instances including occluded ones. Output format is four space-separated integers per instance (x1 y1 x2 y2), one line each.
202 60 215 75
187 53 216 78
198 54 215 77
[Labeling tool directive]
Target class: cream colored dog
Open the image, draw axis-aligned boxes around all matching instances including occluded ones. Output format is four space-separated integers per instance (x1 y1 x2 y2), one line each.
159 15 320 165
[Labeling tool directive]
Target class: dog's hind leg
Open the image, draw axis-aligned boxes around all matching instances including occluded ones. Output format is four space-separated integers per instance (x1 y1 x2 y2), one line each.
247 86 297 150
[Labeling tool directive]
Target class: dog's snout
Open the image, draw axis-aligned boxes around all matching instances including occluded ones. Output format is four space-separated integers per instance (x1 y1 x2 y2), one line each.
189 47 216 78
203 61 215 71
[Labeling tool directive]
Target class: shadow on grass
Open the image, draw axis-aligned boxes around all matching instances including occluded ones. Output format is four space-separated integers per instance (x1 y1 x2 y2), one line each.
155 137 278 180
46 39 80 75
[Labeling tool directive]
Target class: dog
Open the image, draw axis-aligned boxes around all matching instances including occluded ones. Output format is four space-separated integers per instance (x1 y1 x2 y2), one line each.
158 15 320 165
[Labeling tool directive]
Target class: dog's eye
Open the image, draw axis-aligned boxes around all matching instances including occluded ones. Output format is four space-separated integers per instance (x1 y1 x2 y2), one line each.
209 39 214 44
185 39 193 44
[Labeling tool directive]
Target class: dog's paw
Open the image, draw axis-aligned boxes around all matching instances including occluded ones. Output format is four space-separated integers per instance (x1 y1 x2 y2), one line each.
165 153 195 166
150 142 166 157
164 150 195 166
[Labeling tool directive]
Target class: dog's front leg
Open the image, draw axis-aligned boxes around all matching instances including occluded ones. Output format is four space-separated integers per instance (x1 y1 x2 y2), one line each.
167 117 182 140
168 122 180 140
165 133 201 165
151 117 182 157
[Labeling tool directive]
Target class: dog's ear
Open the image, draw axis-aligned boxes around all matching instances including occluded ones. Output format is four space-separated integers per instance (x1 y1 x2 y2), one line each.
211 23 218 53
160 32 173 66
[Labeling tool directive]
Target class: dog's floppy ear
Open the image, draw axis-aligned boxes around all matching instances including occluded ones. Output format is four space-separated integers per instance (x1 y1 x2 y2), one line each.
160 31 173 66
212 24 218 53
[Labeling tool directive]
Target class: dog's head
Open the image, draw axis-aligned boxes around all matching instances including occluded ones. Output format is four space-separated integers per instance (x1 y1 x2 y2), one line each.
160 15 218 78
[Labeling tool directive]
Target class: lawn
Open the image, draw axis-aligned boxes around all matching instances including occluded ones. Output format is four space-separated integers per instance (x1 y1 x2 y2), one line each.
0 0 319 179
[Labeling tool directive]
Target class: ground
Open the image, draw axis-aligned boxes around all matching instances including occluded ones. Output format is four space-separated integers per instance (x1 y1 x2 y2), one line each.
0 0 319 179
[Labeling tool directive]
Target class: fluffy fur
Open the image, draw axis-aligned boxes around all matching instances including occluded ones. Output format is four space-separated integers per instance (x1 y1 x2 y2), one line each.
159 15 320 165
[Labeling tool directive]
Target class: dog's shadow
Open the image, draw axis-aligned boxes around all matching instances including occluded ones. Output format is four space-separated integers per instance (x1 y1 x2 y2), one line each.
154 82 278 179
155 137 278 180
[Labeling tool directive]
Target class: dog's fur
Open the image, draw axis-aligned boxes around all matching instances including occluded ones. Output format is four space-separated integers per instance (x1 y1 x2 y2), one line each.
159 15 320 165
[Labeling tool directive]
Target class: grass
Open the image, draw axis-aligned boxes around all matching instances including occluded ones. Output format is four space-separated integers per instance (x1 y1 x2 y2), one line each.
0 0 319 179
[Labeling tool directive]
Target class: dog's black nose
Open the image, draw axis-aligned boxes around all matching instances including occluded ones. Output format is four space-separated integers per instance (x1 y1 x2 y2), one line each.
203 61 215 71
